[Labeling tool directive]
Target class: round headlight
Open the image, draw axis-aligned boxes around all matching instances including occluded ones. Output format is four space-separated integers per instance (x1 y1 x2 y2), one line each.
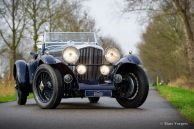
76 64 87 75
62 46 80 64
105 48 121 64
100 65 110 75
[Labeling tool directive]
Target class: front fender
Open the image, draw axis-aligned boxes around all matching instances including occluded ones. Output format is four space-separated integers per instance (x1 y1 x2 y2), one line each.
13 60 29 87
113 55 143 76
51 63 79 89
39 55 58 65
38 55 75 78
116 54 142 65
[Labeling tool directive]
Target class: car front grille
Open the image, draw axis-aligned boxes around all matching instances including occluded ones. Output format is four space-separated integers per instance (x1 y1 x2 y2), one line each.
78 47 103 82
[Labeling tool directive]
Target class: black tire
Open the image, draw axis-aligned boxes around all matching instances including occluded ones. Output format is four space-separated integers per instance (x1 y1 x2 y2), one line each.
15 74 27 105
16 88 27 105
88 97 100 103
33 64 63 109
116 65 149 108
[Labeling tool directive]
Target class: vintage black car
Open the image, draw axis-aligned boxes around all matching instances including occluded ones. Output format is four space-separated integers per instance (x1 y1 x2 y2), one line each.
13 32 149 109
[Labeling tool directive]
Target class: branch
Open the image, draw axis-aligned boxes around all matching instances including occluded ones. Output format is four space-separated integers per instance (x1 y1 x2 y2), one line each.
150 11 179 19
123 7 162 13
36 0 43 10
16 19 26 48
2 0 12 16
0 30 11 49
15 17 23 31
37 19 47 31
0 47 8 55
172 0 184 13
1 14 13 30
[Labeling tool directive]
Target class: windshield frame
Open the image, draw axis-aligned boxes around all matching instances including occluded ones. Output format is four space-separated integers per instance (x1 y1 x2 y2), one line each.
43 32 98 48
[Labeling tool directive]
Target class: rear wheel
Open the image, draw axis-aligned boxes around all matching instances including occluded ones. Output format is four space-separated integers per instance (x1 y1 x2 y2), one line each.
16 88 27 105
15 76 27 105
33 64 63 109
116 65 149 108
88 97 100 103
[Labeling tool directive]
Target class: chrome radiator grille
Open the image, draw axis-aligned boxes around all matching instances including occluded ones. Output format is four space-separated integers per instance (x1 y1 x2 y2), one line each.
78 47 103 82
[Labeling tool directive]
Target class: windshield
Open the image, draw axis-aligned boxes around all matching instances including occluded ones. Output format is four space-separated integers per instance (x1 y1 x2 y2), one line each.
44 32 96 46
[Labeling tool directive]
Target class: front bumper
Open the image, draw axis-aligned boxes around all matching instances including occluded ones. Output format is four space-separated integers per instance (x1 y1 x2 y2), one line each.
79 83 114 90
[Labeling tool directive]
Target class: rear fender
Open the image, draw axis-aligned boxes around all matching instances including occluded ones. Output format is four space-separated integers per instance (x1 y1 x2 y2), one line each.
13 60 29 89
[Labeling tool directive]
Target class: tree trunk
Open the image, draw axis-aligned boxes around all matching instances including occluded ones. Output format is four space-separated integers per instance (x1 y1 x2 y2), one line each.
32 0 38 52
180 12 194 78
9 0 16 80
33 20 38 52
172 0 194 79
8 48 16 80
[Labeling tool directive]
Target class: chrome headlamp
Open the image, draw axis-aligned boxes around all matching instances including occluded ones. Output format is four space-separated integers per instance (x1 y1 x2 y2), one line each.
62 46 80 64
105 48 121 64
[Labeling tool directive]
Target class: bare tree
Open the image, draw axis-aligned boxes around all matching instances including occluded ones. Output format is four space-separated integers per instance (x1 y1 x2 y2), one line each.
124 0 194 77
46 0 96 32
100 36 123 56
25 0 47 52
45 0 55 32
138 14 188 82
0 46 8 55
0 0 27 79
0 0 98 80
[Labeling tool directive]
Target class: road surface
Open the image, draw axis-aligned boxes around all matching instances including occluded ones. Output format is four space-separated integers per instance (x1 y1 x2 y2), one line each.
0 87 193 129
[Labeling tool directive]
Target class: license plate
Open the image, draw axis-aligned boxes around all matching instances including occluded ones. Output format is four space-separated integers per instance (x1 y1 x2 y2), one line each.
85 90 112 97
94 91 103 97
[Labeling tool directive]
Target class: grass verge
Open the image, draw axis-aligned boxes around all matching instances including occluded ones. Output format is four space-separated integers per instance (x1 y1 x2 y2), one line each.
0 85 33 103
156 85 194 123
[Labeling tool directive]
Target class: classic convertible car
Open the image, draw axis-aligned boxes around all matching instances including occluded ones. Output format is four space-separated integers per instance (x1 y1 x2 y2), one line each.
13 32 149 109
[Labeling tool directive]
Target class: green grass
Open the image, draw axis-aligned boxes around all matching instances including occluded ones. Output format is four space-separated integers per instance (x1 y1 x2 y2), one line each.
0 95 16 103
156 85 194 123
0 84 33 103
0 93 34 103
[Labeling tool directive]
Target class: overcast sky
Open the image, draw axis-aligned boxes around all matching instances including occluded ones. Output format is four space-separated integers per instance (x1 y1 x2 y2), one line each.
83 0 148 55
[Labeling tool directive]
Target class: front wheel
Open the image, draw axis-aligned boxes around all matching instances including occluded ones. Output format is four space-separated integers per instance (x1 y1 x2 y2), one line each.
33 64 63 109
115 65 149 108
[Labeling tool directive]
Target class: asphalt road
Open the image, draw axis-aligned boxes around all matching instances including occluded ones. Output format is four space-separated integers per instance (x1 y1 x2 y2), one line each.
0 87 193 129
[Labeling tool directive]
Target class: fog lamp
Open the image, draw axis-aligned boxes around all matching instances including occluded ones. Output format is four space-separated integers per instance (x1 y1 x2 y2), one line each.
100 65 110 75
76 64 87 75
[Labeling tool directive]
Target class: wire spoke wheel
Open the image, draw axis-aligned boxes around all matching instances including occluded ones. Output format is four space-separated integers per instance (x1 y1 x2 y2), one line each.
33 64 63 109
115 65 149 108
117 73 139 100
36 71 53 103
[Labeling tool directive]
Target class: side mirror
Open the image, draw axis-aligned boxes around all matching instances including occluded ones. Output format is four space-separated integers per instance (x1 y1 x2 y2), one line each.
30 52 36 56
129 50 132 54
37 43 43 49
30 52 38 60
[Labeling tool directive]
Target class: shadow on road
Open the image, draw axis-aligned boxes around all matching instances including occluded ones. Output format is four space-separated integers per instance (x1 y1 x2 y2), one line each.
24 101 146 111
